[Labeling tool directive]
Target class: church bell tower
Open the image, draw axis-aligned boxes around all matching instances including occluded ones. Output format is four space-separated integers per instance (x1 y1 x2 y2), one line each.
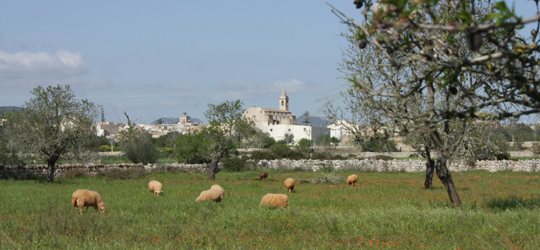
279 89 289 111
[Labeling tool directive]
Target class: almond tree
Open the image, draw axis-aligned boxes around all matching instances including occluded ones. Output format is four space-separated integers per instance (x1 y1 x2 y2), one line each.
333 0 540 207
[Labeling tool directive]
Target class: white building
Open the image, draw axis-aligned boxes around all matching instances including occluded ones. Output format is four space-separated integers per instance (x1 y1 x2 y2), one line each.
327 120 357 144
244 89 311 144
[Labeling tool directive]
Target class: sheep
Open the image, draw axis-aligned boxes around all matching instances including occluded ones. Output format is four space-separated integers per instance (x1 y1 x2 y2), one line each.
347 174 359 187
148 180 163 196
259 172 268 180
210 184 225 199
259 193 288 208
195 189 224 203
284 178 295 193
71 189 106 214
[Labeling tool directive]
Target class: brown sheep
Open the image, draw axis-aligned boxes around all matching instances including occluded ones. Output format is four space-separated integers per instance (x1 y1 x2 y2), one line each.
71 189 106 214
148 180 163 196
284 178 295 193
259 172 268 180
195 189 224 203
347 174 359 187
260 193 288 208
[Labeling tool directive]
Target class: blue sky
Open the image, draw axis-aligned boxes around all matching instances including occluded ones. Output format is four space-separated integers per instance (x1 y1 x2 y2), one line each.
0 1 536 123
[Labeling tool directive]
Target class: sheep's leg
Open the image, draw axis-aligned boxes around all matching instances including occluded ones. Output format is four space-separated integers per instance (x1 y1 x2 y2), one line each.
76 199 85 214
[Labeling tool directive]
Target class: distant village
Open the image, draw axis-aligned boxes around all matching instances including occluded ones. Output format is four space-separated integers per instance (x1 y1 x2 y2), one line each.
95 89 374 146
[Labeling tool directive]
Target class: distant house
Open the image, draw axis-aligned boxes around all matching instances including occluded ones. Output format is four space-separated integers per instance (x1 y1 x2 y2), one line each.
244 89 311 144
96 121 128 138
327 120 358 145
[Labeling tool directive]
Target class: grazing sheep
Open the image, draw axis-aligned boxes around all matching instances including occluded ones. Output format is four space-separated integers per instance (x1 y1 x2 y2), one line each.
259 172 268 180
71 189 106 214
210 184 225 198
148 180 163 196
259 193 288 208
347 174 359 187
195 189 224 203
284 178 295 193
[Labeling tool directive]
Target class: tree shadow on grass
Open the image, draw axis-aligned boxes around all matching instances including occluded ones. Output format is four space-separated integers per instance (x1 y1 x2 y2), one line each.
486 196 540 211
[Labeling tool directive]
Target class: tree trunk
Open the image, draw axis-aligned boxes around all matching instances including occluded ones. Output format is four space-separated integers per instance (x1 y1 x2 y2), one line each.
435 158 462 207
47 159 56 182
207 157 220 181
424 158 435 189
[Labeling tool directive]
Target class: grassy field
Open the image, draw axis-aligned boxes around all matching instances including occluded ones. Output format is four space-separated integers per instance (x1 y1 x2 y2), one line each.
1 170 539 249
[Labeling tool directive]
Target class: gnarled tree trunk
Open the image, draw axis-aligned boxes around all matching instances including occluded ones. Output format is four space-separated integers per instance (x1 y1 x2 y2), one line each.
435 158 462 207
424 158 435 189
207 147 228 180
207 157 220 181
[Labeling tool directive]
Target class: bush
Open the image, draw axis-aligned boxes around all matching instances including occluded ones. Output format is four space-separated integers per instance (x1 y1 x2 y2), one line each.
99 145 111 152
122 132 159 164
532 142 540 156
249 150 275 160
358 136 397 152
223 156 248 172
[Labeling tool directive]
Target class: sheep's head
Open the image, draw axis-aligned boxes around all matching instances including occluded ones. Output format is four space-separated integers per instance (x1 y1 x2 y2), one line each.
98 203 106 213
155 190 163 196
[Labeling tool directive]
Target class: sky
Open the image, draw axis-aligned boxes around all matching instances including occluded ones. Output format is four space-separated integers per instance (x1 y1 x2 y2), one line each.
0 1 536 124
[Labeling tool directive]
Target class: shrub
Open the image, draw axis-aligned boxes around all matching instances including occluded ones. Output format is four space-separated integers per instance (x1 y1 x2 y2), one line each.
122 132 159 164
358 136 397 152
531 142 540 156
99 145 111 152
223 156 248 172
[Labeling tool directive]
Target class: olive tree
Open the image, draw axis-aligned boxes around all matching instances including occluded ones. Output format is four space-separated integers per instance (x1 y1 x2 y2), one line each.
5 85 97 182
332 0 540 207
204 99 256 180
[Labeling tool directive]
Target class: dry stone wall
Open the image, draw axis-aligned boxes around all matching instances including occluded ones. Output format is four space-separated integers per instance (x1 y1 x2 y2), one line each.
254 159 540 172
1 159 539 179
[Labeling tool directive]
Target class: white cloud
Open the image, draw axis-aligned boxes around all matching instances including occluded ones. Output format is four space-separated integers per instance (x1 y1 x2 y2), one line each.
0 50 86 80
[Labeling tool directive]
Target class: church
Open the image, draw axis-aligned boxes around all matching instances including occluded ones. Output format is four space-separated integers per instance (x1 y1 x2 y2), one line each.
244 90 311 144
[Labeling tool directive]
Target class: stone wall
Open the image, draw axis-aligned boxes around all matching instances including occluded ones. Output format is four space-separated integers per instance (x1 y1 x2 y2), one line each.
1 159 539 179
0 163 207 179
253 159 540 172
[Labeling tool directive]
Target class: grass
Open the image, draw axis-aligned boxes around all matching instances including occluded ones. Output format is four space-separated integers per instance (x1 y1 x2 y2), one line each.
1 170 539 249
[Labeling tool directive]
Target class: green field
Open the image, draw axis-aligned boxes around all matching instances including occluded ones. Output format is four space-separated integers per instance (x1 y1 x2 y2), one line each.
1 170 539 249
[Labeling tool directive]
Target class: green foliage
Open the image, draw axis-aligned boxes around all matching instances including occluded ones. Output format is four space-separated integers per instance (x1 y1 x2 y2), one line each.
269 142 303 159
222 156 249 172
120 129 159 164
99 145 111 152
297 139 313 157
174 133 212 164
532 142 540 156
357 135 397 152
3 85 97 181
281 133 294 144
463 122 510 161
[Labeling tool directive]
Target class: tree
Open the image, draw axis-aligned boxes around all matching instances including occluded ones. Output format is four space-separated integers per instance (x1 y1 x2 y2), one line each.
332 1 540 207
204 99 255 180
4 85 97 182
297 138 313 157
118 112 159 164
174 132 212 164
301 111 311 125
